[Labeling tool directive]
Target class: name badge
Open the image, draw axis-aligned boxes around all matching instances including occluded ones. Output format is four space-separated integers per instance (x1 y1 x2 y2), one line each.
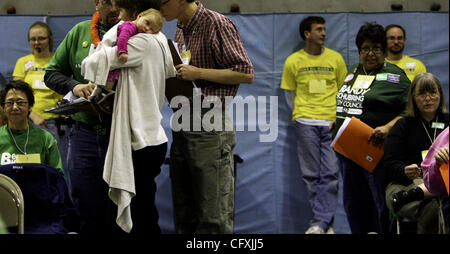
387 74 400 84
15 153 41 164
25 60 34 69
405 62 416 68
421 150 429 161
432 122 445 129
352 75 375 89
180 50 191 65
309 80 326 94
34 80 48 89
376 73 387 81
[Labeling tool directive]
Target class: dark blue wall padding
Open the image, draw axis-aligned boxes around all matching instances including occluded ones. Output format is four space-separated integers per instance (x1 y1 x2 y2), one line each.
0 12 448 234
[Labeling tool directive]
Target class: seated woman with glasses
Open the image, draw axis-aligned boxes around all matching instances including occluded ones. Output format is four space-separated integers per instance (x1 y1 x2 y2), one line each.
331 22 411 234
384 73 448 233
0 80 63 173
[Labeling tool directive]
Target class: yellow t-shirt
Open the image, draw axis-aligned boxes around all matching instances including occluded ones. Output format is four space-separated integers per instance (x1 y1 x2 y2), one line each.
281 48 348 122
13 54 63 120
385 55 426 82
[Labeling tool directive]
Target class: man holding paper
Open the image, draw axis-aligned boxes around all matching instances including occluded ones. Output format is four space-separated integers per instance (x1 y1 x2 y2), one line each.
160 0 254 234
281 16 347 234
44 0 122 234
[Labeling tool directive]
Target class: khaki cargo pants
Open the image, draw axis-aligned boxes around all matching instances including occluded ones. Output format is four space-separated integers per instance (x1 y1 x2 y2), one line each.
169 107 236 233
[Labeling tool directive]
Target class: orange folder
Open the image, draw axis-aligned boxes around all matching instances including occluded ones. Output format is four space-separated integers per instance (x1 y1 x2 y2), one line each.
439 163 449 195
332 117 384 173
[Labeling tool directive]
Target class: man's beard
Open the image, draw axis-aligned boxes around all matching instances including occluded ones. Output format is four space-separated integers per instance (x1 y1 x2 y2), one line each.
105 13 119 28
389 45 404 55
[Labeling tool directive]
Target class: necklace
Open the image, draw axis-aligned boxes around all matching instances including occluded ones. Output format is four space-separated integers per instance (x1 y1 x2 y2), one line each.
7 125 29 155
421 115 438 145
362 66 374 75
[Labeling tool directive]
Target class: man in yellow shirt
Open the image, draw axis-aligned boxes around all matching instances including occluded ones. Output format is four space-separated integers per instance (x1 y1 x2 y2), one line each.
281 16 347 234
385 24 426 82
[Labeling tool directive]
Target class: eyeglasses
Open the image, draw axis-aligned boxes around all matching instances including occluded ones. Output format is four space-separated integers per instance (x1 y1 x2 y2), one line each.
387 36 405 41
161 0 171 5
360 46 383 55
3 100 28 107
29 37 48 42
415 92 440 100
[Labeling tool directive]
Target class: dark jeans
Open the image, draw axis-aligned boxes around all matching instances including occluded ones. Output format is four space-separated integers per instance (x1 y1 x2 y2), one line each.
129 143 167 235
67 124 122 234
337 153 390 234
42 119 70 191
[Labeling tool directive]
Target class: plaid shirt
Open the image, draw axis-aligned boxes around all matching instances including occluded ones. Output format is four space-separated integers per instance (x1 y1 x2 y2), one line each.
175 2 254 103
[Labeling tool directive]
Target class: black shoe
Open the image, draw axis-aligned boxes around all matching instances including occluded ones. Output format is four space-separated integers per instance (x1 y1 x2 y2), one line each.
392 190 409 213
392 187 424 213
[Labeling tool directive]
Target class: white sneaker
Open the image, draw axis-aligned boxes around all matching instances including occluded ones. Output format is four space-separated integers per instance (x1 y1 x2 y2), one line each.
305 225 325 234
326 227 335 234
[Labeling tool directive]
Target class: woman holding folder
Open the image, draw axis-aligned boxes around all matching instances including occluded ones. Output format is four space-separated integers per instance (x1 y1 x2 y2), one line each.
331 22 410 234
384 73 448 233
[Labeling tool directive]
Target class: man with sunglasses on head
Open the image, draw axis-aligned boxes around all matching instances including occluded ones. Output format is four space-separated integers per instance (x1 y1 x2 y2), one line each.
385 24 426 82
44 0 122 234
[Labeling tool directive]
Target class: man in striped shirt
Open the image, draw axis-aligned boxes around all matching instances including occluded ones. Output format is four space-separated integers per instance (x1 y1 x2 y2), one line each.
161 0 254 234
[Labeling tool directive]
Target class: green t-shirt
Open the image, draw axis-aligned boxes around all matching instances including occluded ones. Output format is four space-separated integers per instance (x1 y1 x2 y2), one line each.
0 124 63 174
333 62 410 137
281 48 348 121
46 20 100 126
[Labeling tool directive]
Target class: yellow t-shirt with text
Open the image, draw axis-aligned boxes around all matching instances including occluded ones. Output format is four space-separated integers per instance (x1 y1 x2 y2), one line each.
13 54 63 120
385 55 426 82
281 48 348 121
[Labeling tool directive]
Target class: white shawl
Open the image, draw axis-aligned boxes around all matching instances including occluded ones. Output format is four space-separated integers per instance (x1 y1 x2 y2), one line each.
81 22 176 233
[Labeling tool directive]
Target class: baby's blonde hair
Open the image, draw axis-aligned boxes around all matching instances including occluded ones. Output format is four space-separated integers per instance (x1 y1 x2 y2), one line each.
138 8 164 33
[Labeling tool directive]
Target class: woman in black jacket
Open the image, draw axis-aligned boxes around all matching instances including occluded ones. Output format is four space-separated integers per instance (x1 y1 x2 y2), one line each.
384 73 448 233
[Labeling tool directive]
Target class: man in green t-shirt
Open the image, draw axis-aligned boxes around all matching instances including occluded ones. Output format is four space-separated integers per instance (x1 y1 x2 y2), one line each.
44 0 121 234
280 16 347 234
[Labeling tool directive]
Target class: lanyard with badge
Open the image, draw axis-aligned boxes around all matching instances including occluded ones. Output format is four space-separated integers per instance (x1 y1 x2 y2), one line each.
180 44 191 65
7 125 41 163
421 116 446 160
176 43 200 95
